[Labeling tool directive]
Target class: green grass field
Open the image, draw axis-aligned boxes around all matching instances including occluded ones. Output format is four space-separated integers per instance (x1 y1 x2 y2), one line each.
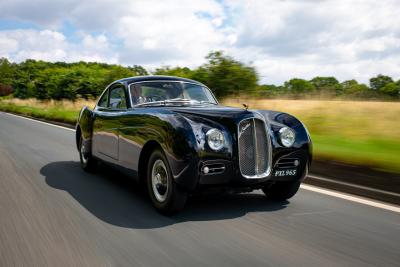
1 97 399 173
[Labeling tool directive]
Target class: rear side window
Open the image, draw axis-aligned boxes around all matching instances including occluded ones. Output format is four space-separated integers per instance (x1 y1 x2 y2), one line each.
109 86 127 109
98 90 109 107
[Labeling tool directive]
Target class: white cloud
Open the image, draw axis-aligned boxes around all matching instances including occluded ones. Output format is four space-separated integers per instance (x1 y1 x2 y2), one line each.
0 0 399 84
113 0 228 67
0 29 117 63
225 0 400 83
0 37 18 57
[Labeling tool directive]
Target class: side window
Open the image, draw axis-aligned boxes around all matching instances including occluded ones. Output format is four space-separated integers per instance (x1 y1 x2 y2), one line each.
109 86 127 109
98 90 109 107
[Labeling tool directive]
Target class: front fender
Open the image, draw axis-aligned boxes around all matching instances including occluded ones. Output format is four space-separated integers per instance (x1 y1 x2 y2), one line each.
119 110 199 190
256 109 313 171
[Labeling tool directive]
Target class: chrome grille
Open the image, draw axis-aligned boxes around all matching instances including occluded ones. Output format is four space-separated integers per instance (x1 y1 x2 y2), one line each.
238 118 271 178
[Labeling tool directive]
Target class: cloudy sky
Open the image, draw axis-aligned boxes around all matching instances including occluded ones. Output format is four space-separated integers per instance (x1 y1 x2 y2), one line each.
0 0 399 84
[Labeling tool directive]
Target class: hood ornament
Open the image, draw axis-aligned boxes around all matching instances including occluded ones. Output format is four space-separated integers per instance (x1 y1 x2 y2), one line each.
242 103 249 110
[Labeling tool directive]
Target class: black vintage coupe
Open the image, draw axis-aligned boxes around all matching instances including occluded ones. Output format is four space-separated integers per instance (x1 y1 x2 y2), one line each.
76 76 312 214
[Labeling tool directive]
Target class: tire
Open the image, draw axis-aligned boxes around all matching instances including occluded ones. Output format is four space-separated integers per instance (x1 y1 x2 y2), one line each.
79 134 97 172
262 181 301 200
147 149 187 215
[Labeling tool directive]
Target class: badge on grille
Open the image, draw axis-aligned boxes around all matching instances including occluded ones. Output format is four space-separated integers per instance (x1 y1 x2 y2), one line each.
239 122 251 138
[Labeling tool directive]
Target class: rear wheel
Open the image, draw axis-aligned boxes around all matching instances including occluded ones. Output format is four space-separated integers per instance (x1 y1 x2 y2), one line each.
147 149 187 215
262 181 301 200
79 135 97 172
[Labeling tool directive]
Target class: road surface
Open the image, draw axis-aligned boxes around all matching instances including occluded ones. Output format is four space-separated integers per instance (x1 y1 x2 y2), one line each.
0 112 399 266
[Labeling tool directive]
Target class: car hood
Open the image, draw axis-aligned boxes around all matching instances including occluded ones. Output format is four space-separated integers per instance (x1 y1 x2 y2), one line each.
167 105 304 130
166 105 269 133
167 105 253 120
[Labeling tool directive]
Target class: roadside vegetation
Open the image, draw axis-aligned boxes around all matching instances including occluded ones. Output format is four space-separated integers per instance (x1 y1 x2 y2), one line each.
0 51 399 173
1 52 399 101
0 97 95 124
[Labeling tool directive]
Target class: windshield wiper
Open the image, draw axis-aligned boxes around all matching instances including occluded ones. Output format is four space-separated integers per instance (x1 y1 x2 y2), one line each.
134 100 166 107
135 98 217 107
196 100 218 105
164 98 196 105
165 99 217 106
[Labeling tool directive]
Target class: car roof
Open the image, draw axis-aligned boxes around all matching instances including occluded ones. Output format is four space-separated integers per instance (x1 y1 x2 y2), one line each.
116 75 206 87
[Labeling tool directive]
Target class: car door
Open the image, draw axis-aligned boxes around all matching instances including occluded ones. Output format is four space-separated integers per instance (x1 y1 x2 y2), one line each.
92 84 128 162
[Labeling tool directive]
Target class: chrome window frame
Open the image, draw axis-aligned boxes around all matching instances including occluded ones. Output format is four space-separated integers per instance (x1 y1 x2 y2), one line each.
127 80 219 108
95 82 129 111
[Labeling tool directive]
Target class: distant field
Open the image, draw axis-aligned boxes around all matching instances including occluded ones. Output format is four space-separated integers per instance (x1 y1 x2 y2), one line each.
224 99 400 173
1 97 399 173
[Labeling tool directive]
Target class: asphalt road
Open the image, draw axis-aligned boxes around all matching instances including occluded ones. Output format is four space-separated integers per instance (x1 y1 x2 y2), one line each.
1 112 399 267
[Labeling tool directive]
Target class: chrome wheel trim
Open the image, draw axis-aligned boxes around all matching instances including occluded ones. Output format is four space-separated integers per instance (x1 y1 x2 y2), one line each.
151 159 169 203
80 139 89 164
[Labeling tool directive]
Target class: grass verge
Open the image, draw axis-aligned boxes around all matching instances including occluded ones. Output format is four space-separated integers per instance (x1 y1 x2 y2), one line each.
0 98 94 125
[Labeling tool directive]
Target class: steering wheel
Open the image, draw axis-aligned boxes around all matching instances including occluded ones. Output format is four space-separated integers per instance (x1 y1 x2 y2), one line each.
146 95 163 102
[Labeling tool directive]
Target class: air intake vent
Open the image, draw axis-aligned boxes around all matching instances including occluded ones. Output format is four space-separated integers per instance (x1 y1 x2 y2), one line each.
275 158 300 169
201 163 226 175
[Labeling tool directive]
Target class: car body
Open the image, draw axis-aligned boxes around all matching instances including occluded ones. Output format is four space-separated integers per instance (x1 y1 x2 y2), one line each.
76 75 312 214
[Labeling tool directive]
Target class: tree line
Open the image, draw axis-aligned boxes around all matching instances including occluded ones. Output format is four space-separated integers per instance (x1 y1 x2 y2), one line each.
0 51 399 100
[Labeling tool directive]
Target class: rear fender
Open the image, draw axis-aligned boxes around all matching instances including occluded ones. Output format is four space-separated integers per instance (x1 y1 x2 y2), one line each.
76 106 94 153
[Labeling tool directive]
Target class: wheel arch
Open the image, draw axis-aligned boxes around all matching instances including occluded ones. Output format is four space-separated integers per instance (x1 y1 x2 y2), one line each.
138 140 163 183
75 125 82 151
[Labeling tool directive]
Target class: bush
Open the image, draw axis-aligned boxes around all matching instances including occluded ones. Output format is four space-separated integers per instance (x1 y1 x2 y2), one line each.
0 84 13 96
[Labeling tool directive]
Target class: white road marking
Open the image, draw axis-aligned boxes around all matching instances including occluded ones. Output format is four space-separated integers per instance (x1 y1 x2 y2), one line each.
2 111 400 213
308 174 400 197
301 184 400 213
1 111 75 132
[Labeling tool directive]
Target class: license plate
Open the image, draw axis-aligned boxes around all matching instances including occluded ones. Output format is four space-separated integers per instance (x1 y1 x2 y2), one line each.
274 169 297 176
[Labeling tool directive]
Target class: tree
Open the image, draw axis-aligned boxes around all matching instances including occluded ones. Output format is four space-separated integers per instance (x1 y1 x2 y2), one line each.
254 84 285 98
380 82 399 98
201 51 258 98
310 76 343 95
0 58 14 86
369 74 393 91
0 84 12 96
284 78 315 95
341 79 369 96
102 66 137 88
154 66 195 79
128 65 148 76
2 54 400 101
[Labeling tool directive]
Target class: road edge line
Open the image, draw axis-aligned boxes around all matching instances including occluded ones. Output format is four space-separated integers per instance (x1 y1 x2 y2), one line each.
307 174 400 197
1 111 75 132
301 184 400 213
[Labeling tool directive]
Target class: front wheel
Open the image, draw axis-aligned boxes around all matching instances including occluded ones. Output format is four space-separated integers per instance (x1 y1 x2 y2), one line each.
262 181 301 200
147 149 187 215
79 135 97 172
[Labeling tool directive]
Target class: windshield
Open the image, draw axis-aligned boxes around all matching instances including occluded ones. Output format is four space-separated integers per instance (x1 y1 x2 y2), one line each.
129 81 218 106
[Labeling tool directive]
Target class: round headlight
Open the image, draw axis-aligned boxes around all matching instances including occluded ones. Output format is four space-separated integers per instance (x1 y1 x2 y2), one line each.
206 128 225 151
279 127 296 147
